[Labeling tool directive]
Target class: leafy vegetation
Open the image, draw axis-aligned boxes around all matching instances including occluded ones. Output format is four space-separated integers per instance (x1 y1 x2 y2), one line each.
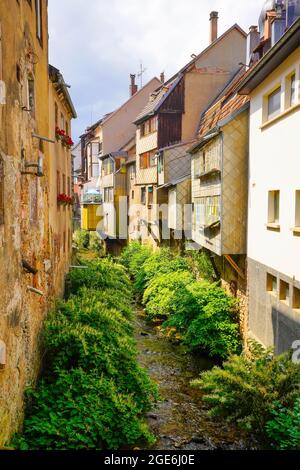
16 259 157 450
73 230 104 255
266 399 300 450
120 243 241 359
192 341 300 447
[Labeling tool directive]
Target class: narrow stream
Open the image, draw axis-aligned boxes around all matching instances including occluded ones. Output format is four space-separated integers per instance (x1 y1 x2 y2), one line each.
135 308 255 450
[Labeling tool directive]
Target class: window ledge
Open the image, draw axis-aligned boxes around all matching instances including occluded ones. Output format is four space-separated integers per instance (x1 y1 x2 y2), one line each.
266 223 281 231
261 102 300 130
291 226 300 234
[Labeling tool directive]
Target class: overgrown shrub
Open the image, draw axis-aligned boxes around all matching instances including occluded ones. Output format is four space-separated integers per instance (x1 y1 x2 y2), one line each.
192 342 300 443
73 229 90 250
135 248 189 294
266 399 300 450
142 271 195 319
17 370 154 450
119 241 152 279
186 250 216 282
65 259 131 298
17 260 157 450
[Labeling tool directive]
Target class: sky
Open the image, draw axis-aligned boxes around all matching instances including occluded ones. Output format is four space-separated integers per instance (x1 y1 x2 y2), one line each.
48 0 264 142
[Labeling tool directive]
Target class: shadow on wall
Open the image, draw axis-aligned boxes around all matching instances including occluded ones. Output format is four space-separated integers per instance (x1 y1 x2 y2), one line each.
272 307 300 355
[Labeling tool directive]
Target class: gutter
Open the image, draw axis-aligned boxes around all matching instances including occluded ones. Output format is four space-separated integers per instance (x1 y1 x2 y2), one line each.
187 128 220 154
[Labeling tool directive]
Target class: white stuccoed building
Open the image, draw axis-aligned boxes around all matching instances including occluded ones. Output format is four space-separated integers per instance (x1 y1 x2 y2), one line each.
238 17 300 353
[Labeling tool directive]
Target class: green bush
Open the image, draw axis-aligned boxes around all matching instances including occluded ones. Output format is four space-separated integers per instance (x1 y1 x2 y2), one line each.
186 250 216 282
135 248 189 294
182 282 241 358
192 342 300 442
73 229 90 250
17 260 158 450
119 242 152 279
142 271 195 319
89 231 104 254
17 370 154 450
65 259 131 298
266 399 300 450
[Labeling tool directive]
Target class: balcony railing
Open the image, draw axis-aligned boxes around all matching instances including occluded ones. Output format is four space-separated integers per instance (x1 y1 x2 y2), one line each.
82 193 102 204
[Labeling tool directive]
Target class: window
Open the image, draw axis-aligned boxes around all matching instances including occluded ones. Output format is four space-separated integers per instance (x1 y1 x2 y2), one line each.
148 186 154 206
67 177 71 196
158 152 164 174
91 142 99 156
93 163 100 178
194 196 221 227
141 187 146 205
102 158 113 176
56 170 60 197
27 78 35 115
104 187 113 203
268 190 280 225
62 174 66 194
293 286 300 309
139 150 157 169
35 0 42 43
140 117 158 136
290 74 296 107
61 113 65 130
129 164 136 180
279 280 290 302
295 190 300 228
131 190 134 200
267 273 277 293
55 102 58 128
0 157 4 224
66 120 69 137
267 87 281 120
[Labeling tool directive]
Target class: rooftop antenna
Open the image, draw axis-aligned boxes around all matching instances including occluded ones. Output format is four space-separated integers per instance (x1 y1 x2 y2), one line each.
137 61 147 88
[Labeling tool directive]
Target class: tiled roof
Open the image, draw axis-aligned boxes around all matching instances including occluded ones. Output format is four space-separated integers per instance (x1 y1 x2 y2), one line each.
134 76 182 123
198 68 250 138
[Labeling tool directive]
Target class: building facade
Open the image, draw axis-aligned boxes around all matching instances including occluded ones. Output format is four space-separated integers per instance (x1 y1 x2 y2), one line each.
49 65 77 295
0 0 76 444
238 17 300 353
133 14 247 247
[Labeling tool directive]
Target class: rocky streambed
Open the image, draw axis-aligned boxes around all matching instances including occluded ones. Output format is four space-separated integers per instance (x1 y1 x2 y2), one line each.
135 309 256 451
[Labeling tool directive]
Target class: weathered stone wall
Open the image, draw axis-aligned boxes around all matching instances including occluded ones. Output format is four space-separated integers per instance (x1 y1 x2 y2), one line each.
214 254 249 343
0 1 71 446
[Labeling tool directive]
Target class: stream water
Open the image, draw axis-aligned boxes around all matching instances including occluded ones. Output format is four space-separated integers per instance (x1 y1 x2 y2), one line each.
135 308 256 451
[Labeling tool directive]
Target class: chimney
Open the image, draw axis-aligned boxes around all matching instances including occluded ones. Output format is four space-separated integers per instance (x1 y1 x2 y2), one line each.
130 74 138 97
160 72 165 84
209 11 218 44
246 25 260 67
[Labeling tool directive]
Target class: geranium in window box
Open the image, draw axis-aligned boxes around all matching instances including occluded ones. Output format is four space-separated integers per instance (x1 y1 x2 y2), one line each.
57 193 69 205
